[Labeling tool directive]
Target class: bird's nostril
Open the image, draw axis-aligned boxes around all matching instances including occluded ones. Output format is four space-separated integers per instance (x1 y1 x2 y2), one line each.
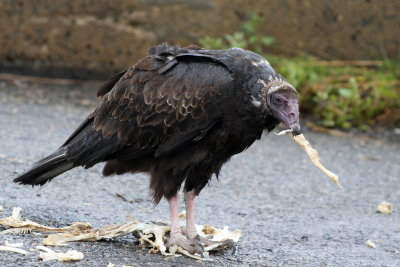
288 112 296 122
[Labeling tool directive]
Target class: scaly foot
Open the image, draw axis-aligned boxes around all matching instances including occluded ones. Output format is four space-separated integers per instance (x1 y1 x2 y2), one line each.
166 232 204 255
183 229 236 253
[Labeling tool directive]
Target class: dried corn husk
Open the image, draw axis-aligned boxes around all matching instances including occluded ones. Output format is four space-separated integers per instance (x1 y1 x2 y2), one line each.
294 134 342 189
0 207 240 260
36 246 84 262
276 130 342 189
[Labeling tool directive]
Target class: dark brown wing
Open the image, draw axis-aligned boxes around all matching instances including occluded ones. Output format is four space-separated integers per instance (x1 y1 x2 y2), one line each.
61 70 127 147
90 52 234 158
97 70 127 97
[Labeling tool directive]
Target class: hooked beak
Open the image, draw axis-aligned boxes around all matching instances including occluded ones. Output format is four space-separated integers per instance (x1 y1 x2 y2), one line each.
285 101 301 135
289 122 301 136
273 103 301 135
272 110 301 135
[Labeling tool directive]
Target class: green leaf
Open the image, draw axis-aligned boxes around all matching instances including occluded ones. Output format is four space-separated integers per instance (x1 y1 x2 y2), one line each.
338 88 352 98
322 119 335 127
261 36 275 46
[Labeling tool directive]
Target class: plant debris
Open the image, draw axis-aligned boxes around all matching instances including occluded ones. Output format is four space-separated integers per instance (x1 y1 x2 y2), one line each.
0 241 29 255
274 129 294 136
294 134 343 189
0 207 241 260
377 201 393 214
36 245 84 262
276 130 342 189
0 207 92 235
366 240 376 248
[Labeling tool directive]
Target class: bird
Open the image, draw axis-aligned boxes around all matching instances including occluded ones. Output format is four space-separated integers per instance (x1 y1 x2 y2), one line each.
14 43 300 254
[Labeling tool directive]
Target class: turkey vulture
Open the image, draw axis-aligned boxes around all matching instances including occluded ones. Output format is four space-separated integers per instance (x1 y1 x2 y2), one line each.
14 44 300 254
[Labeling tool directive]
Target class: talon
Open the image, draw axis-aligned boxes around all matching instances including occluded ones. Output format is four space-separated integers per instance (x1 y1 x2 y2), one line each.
166 233 204 255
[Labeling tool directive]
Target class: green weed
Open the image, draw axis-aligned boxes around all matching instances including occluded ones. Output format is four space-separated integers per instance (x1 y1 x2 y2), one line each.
199 13 275 53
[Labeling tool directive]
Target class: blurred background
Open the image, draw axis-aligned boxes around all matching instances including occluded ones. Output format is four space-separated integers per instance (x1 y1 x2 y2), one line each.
0 0 399 131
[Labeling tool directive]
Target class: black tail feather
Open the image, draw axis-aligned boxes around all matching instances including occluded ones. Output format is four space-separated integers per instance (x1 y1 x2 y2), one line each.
13 148 73 186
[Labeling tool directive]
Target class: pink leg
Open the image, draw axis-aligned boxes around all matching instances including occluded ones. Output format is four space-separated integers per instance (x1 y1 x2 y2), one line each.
184 190 198 239
166 192 203 254
168 194 181 235
183 190 236 250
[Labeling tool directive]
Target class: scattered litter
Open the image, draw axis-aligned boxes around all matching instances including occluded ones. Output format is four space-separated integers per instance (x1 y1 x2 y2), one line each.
107 263 115 267
0 245 29 255
115 193 144 203
4 240 24 247
36 245 84 262
377 201 393 214
0 207 240 260
366 240 376 248
294 134 342 189
0 206 3 212
276 130 342 189
0 207 92 235
274 129 293 136
0 241 29 255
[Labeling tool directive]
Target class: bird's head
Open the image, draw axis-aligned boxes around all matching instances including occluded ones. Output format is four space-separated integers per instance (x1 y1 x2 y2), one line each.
263 80 301 135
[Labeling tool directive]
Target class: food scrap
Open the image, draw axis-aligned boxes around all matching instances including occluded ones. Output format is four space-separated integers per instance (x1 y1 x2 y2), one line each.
276 130 342 189
0 241 29 255
0 207 240 260
274 129 294 136
0 207 91 235
366 240 376 248
36 245 84 262
377 201 393 214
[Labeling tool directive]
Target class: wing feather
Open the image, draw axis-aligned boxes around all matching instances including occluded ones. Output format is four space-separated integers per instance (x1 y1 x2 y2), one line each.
90 47 234 156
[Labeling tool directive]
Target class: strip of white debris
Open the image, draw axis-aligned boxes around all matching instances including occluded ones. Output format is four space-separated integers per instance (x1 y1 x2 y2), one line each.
366 240 376 248
276 129 342 189
274 129 294 136
377 201 393 214
0 241 28 255
0 207 240 260
36 245 84 262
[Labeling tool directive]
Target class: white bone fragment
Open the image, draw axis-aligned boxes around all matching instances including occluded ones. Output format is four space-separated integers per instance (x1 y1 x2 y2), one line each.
275 130 342 189
4 240 24 247
36 245 84 261
366 240 376 248
0 245 28 255
377 201 393 214
1 208 240 260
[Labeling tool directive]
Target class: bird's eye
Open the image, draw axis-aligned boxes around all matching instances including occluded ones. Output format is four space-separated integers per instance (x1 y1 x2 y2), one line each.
274 96 283 104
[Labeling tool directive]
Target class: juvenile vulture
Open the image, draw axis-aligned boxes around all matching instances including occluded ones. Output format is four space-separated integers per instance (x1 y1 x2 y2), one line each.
14 44 300 254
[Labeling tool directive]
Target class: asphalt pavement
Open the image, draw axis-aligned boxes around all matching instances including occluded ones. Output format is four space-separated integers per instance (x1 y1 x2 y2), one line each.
0 79 399 267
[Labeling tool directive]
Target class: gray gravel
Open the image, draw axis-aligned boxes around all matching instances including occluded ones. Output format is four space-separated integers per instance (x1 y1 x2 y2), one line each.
0 80 399 267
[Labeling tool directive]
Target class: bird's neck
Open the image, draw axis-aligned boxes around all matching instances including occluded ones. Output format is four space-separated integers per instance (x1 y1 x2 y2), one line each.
264 114 280 133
